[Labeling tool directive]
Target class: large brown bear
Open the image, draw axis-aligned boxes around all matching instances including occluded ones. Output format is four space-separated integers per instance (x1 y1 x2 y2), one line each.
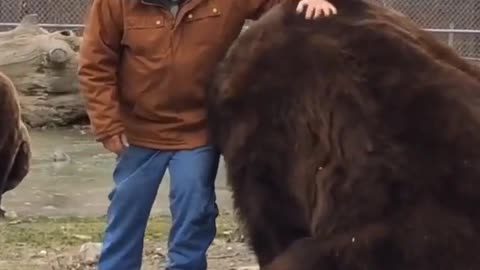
207 0 480 269
0 72 31 217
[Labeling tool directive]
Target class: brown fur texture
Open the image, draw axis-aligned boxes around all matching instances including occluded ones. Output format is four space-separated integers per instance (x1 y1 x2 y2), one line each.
0 72 31 214
207 0 480 269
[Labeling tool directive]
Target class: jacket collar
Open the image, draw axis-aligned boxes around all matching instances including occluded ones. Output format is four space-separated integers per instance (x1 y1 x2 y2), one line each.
140 0 204 29
140 0 187 7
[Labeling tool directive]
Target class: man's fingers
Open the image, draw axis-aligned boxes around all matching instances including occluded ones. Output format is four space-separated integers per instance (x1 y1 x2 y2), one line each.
298 1 338 19
103 135 125 155
315 4 337 18
313 7 323 18
296 1 308 14
110 139 124 155
120 133 129 147
327 3 338 15
114 141 125 155
306 5 316 20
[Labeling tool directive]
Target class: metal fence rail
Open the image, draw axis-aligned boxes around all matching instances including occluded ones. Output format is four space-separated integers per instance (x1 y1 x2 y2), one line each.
378 0 480 62
0 0 479 61
0 0 90 28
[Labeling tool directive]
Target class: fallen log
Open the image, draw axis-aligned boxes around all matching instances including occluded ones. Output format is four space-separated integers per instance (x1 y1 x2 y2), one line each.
0 14 85 128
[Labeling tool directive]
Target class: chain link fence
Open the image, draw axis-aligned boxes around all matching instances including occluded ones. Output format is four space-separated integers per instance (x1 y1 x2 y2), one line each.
0 0 479 63
0 0 90 32
378 0 480 65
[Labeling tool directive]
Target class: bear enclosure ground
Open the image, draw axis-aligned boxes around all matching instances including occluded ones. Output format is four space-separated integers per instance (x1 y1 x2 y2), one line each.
0 128 258 269
0 215 258 270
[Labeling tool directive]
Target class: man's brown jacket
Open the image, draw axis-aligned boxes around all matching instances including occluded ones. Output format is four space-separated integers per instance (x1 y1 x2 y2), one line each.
79 0 282 149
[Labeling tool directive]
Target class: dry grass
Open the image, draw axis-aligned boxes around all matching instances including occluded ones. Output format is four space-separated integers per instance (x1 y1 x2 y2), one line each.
0 213 245 270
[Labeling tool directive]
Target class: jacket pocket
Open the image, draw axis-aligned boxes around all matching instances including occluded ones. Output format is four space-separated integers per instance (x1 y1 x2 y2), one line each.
182 3 224 46
122 16 172 58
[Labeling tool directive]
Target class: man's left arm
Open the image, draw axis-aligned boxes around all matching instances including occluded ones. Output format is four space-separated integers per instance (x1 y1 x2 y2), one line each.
247 0 337 20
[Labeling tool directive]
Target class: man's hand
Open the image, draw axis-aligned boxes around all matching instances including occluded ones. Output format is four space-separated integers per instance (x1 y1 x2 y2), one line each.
102 133 129 155
296 0 337 19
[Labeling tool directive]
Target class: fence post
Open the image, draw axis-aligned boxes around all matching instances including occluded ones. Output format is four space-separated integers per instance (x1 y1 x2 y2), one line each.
447 23 455 48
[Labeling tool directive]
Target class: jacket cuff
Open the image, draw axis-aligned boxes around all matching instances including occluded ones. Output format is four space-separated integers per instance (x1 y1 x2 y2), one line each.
94 124 125 142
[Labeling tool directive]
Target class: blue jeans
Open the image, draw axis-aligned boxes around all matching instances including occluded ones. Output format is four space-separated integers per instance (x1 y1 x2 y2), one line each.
98 144 220 270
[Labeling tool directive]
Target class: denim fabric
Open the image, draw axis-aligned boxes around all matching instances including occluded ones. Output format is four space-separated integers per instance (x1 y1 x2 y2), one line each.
98 144 220 270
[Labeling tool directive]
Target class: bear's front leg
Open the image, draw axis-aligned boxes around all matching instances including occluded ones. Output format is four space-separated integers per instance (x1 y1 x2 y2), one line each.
229 163 311 267
262 222 390 270
243 199 311 267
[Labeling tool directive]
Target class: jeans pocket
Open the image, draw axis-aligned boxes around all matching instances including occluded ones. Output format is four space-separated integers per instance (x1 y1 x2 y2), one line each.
115 146 130 163
112 146 131 181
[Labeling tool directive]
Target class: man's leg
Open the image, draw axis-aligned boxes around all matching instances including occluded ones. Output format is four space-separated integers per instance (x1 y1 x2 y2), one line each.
166 145 220 270
98 145 172 270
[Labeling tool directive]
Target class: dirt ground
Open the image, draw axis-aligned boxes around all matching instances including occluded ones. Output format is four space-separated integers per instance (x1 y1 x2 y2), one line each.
0 129 258 269
0 214 257 270
3 128 235 218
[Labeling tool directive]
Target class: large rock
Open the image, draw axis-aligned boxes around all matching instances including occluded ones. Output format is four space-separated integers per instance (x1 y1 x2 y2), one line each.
0 14 85 128
78 242 102 265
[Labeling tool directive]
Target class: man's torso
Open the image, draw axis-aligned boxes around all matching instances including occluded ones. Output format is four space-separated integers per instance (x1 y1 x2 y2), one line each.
118 0 250 148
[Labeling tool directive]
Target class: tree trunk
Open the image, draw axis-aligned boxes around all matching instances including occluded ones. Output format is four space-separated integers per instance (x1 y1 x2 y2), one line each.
0 14 85 128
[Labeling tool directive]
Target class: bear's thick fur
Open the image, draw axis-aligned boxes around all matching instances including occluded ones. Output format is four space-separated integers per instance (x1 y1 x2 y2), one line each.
207 0 480 269
0 72 31 216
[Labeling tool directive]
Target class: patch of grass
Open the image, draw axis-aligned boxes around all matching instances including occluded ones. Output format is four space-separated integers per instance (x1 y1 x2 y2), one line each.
0 216 170 248
0 213 238 258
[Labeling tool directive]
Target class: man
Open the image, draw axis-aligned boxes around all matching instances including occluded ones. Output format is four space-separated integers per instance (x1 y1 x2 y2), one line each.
78 0 336 269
